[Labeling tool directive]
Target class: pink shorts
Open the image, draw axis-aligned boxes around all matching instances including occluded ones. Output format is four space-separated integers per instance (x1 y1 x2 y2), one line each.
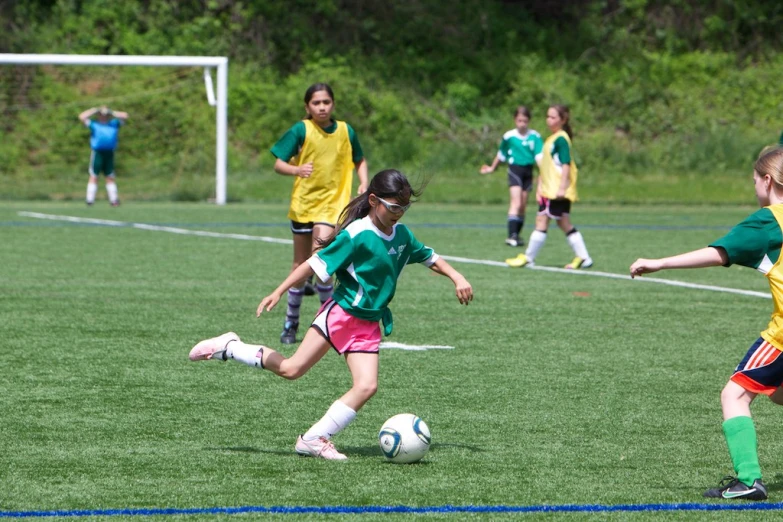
311 300 381 354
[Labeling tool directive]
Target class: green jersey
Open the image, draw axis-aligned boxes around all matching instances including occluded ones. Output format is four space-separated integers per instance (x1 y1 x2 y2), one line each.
710 205 783 349
710 207 782 271
271 120 364 163
308 217 438 334
497 129 543 167
550 136 572 165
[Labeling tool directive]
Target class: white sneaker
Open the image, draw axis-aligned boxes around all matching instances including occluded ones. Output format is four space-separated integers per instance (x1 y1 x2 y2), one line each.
295 435 347 460
189 332 240 361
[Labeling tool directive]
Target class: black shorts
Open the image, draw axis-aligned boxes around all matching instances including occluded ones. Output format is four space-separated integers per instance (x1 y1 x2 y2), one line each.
537 197 571 219
507 164 534 191
290 220 335 235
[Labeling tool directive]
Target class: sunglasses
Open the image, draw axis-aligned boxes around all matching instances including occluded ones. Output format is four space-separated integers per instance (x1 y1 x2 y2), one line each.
376 196 411 215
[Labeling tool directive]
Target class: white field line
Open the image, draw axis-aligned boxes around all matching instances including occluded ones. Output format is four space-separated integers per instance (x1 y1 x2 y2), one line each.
18 211 291 244
380 342 454 351
517 263 771 299
19 211 771 300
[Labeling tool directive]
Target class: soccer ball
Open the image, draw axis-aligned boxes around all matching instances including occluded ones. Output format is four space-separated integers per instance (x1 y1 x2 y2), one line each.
378 413 431 463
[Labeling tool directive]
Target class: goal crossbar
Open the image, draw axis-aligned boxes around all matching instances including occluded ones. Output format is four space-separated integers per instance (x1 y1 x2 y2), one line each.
0 53 229 204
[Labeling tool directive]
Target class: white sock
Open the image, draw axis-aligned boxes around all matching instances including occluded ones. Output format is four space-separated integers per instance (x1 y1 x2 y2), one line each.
226 340 264 368
303 400 357 441
525 230 547 262
566 230 591 261
86 182 97 203
106 182 118 203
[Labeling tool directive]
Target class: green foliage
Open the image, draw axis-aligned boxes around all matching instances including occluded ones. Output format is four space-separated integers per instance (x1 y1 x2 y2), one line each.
2 0 783 203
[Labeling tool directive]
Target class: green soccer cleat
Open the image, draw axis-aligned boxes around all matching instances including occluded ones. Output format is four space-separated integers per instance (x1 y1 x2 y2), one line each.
703 476 768 500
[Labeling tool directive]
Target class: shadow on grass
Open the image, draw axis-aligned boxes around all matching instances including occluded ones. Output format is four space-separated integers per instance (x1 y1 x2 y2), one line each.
204 441 485 458
431 442 485 452
204 446 291 456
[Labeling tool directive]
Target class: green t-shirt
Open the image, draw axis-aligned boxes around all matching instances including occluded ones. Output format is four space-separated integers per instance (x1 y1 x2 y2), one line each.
307 217 437 333
497 129 543 167
551 136 571 165
270 120 364 163
709 207 782 271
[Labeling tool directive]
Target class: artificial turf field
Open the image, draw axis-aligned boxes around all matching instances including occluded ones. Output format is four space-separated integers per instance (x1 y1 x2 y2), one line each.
3 200 783 521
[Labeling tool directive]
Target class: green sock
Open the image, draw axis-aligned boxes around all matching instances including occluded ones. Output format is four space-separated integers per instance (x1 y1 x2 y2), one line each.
722 416 762 486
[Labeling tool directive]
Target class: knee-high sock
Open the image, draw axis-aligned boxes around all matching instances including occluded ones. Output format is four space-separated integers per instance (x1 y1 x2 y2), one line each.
316 282 333 304
566 228 590 260
86 181 98 203
723 416 762 486
303 400 357 441
507 215 523 237
525 230 547 262
286 287 305 325
106 181 118 203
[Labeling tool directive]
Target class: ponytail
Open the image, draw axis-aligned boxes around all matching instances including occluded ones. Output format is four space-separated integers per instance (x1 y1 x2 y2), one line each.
550 104 573 140
317 169 420 250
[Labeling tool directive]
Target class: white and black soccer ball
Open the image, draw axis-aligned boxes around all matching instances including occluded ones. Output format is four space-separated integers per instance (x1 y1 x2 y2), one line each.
378 413 431 463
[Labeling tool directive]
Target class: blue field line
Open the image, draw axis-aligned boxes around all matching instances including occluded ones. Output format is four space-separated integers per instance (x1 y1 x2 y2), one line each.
1 220 731 231
4 502 783 518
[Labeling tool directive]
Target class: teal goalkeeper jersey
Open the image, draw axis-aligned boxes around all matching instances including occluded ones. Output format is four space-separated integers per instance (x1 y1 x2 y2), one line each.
307 217 438 333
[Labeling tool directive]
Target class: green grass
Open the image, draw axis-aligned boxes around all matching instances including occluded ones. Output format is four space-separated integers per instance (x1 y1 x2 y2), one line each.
0 162 760 205
2 200 783 521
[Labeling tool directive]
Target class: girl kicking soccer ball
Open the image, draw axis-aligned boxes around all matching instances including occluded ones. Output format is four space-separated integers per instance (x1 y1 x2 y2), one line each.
630 146 783 501
189 169 473 460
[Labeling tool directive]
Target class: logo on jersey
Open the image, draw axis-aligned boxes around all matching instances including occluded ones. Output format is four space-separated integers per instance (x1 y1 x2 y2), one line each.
388 247 397 255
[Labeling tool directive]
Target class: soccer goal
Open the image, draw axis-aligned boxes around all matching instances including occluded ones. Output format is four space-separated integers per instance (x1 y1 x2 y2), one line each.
0 54 229 204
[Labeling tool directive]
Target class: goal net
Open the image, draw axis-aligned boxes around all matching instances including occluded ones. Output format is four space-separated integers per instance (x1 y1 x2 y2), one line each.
0 54 228 204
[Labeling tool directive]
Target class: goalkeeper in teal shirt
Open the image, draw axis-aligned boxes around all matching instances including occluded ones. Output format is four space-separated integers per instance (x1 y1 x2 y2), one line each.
79 105 128 206
189 168 473 460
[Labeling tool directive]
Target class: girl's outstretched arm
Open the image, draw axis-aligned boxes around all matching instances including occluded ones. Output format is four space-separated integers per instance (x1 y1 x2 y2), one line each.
429 257 473 305
257 261 316 316
630 247 728 278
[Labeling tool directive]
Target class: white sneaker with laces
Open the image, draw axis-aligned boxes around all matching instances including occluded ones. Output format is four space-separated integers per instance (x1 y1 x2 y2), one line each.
189 332 240 361
295 435 347 460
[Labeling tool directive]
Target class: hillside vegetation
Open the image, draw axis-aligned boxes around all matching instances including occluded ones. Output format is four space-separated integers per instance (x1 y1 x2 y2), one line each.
2 0 782 203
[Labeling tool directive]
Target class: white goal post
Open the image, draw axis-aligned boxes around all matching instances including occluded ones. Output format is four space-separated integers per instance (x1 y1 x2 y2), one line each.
0 53 229 205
